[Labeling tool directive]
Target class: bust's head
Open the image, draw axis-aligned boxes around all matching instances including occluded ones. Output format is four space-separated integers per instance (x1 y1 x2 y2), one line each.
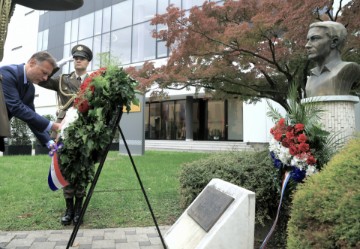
308 21 347 52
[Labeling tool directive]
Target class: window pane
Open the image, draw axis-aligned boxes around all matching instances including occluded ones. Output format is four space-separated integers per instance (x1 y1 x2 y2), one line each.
78 13 94 40
42 29 48 50
71 18 79 43
183 0 206 10
161 101 175 139
112 1 132 30
92 35 101 70
62 44 71 74
228 99 243 140
133 0 156 24
132 22 156 63
64 21 71 44
101 33 110 66
157 40 168 58
175 100 186 140
145 103 150 139
149 102 161 139
170 0 181 8
158 0 169 14
94 10 102 35
207 100 224 140
111 27 131 65
102 7 111 33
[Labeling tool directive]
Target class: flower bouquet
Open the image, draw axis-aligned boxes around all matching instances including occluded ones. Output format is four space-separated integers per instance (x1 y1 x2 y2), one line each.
55 65 139 188
269 118 317 182
261 85 336 248
267 86 335 183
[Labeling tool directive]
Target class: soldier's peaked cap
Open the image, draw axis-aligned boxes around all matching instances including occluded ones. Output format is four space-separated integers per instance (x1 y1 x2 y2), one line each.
71 44 93 61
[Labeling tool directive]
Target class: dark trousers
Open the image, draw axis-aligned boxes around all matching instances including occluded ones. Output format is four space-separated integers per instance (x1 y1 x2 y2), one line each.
63 184 86 199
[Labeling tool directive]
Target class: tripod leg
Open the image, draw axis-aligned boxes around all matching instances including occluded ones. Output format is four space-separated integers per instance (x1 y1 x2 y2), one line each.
119 125 167 249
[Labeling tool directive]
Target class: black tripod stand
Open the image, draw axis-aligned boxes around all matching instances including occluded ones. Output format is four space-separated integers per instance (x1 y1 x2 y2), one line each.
66 105 167 249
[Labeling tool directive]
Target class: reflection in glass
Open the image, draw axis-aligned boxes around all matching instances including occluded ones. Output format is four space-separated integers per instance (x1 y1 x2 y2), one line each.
64 21 71 44
92 35 101 70
133 0 156 24
94 10 102 36
161 102 175 139
158 0 169 14
132 22 156 63
207 100 224 140
149 102 161 139
71 18 79 43
183 0 206 10
175 100 186 139
78 13 94 40
112 1 132 30
111 28 131 65
102 7 111 33
228 99 243 140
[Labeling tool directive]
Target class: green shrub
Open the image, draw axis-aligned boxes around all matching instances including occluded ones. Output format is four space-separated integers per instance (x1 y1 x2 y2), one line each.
287 137 360 248
179 150 291 248
9 118 31 145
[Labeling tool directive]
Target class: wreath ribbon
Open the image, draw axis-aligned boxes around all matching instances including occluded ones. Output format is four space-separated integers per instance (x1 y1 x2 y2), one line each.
260 171 291 249
48 148 69 191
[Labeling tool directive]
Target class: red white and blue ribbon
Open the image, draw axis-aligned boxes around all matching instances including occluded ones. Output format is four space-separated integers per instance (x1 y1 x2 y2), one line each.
260 171 291 249
48 149 69 191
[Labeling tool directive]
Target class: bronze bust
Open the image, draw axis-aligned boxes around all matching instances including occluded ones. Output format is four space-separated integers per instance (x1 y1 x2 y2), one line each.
305 21 360 97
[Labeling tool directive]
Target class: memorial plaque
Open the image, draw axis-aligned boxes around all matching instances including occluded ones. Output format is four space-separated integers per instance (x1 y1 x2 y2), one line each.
187 186 234 232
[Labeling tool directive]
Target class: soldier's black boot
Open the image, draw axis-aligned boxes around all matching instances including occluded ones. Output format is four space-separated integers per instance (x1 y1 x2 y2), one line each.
73 197 84 225
61 198 74 225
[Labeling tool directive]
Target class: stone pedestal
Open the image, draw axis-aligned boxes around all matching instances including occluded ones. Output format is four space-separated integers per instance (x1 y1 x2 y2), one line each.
164 178 255 249
302 95 359 146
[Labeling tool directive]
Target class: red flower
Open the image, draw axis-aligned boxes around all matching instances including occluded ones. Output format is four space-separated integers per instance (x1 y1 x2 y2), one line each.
297 133 307 143
289 145 298 156
286 131 295 140
295 123 304 133
298 142 310 152
278 118 285 127
306 155 316 165
274 131 283 141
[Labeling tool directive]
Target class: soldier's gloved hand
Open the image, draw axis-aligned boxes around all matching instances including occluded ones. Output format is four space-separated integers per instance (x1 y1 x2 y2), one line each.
57 56 73 67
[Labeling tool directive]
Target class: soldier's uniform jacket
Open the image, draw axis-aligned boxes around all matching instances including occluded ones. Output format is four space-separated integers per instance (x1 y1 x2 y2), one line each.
39 72 87 138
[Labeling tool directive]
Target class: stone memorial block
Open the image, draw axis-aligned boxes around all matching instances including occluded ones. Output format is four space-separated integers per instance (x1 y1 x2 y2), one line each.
165 178 255 249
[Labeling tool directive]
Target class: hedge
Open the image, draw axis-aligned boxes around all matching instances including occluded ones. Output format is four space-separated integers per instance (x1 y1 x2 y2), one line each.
287 137 360 248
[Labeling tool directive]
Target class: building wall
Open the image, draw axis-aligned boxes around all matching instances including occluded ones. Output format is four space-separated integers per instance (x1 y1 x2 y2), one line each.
3 2 356 143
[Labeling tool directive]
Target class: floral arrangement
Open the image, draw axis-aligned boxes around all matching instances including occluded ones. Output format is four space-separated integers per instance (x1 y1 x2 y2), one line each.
269 118 317 182
267 85 335 183
58 65 139 187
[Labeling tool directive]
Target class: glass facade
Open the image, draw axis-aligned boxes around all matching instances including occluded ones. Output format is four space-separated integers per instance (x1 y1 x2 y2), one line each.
60 0 224 73
145 99 243 141
40 0 243 142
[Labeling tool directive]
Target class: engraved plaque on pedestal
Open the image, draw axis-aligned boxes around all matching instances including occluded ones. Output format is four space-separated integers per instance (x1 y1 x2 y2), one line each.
187 186 234 232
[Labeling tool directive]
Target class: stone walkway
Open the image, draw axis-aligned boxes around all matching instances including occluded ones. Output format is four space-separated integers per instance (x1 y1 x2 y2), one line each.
0 226 170 249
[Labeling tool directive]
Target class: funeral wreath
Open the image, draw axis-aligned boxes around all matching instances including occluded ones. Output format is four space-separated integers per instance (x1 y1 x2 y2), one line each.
58 65 139 187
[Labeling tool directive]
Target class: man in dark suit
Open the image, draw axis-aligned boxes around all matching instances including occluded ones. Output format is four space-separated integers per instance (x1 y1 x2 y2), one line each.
0 51 61 151
39 44 93 226
0 0 84 151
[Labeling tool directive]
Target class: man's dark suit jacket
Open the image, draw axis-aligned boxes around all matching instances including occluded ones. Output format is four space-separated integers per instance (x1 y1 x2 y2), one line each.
0 63 52 145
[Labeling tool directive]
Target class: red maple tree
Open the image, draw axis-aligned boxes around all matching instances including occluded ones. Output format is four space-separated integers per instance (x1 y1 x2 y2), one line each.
126 0 360 110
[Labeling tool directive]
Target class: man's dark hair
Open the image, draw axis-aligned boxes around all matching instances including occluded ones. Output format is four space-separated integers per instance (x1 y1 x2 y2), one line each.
28 51 57 68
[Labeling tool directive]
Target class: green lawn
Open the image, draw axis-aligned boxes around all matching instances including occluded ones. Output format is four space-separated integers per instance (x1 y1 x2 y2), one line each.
0 151 208 231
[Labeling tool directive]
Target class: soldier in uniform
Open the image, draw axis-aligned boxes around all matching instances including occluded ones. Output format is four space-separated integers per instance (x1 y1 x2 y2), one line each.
39 44 93 225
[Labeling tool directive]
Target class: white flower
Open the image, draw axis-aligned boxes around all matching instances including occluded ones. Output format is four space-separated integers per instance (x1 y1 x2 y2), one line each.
60 107 79 139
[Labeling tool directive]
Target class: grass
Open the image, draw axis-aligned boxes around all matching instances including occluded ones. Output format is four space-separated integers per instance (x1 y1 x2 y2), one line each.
0 151 208 231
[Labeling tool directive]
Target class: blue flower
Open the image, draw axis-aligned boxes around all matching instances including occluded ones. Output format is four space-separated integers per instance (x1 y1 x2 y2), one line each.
290 167 306 182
